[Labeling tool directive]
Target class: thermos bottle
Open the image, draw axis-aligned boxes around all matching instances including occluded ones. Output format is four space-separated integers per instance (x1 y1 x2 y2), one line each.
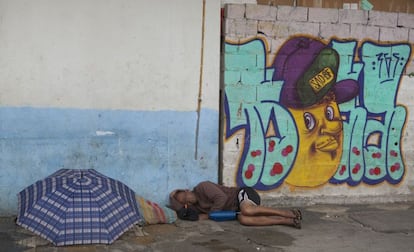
208 211 239 221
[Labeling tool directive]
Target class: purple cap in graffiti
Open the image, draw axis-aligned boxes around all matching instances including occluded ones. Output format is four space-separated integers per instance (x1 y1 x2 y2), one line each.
272 37 359 108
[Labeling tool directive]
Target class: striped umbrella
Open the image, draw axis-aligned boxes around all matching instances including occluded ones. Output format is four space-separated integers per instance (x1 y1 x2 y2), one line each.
16 168 142 246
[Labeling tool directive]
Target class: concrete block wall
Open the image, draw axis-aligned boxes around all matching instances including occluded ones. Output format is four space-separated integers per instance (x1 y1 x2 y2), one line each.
222 3 414 205
224 4 414 73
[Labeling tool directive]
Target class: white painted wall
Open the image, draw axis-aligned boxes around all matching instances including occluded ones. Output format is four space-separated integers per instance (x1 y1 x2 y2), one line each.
0 0 220 111
0 0 222 215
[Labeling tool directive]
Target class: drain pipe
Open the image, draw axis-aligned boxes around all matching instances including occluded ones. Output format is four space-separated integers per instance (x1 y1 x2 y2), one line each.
195 0 206 160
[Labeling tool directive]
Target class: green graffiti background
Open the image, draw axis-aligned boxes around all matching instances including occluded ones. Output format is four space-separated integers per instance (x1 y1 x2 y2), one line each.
223 36 411 190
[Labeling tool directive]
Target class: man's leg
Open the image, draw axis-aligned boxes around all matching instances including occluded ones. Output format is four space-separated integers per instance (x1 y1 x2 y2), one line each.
240 203 297 218
237 214 300 228
238 187 302 221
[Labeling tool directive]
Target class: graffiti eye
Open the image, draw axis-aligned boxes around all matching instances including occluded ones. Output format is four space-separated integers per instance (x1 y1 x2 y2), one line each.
304 112 315 131
326 106 334 121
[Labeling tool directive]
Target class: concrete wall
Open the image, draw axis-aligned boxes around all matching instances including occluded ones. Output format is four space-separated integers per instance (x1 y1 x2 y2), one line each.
222 4 414 205
0 0 221 215
1 0 413 216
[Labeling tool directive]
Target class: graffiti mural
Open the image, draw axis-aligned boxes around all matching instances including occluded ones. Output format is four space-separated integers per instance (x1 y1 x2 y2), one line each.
223 36 411 190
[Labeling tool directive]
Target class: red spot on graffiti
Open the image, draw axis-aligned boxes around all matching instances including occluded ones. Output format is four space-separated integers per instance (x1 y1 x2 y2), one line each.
352 147 360 156
281 145 293 157
369 167 381 176
390 163 401 172
352 163 361 174
352 147 358 155
245 170 253 179
372 152 381 158
251 150 262 157
352 168 357 174
339 165 346 175
268 140 275 152
390 150 398 157
270 162 283 176
247 164 255 171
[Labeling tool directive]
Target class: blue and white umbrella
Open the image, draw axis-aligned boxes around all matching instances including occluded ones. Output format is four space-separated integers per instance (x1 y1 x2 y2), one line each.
16 168 142 246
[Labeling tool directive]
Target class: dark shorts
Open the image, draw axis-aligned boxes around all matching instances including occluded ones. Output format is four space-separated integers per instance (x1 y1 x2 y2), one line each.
237 187 261 209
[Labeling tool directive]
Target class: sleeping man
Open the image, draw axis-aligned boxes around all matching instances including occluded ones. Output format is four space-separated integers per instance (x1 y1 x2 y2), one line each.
169 181 302 228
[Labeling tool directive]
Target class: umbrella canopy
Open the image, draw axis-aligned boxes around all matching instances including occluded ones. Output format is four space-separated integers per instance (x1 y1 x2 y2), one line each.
16 168 142 246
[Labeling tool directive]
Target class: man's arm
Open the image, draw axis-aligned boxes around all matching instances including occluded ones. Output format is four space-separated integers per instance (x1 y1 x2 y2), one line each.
198 181 228 211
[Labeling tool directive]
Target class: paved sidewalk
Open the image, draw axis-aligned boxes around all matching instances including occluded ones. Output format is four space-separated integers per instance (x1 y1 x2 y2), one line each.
1 202 414 252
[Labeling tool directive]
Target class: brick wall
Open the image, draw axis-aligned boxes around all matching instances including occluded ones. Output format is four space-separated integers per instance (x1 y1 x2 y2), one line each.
224 4 414 74
257 0 414 14
221 4 414 205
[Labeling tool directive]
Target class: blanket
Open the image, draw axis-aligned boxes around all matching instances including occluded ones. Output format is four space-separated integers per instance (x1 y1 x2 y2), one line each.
135 195 177 225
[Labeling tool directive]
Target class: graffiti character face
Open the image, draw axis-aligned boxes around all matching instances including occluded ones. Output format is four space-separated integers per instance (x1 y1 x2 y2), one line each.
285 92 343 187
273 38 359 188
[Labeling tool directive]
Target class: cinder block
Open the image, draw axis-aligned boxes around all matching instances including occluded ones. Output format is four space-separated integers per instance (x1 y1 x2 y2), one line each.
404 61 414 76
246 4 277 21
401 63 412 76
287 22 320 38
272 21 290 38
225 18 258 37
272 21 321 39
224 18 238 35
409 29 414 44
273 21 319 39
277 6 308 22
379 27 409 42
245 19 259 36
225 4 245 19
223 132 245 153
256 84 283 101
225 86 257 103
368 11 398 28
350 24 379 41
339 9 368 25
224 35 244 44
258 21 275 37
269 38 285 55
320 23 351 39
398 13 414 29
309 7 338 23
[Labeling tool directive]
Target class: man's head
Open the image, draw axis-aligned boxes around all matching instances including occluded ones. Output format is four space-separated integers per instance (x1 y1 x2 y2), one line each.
169 189 197 211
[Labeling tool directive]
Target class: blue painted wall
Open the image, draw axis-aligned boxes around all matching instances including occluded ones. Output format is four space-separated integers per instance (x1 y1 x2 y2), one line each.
0 107 218 215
